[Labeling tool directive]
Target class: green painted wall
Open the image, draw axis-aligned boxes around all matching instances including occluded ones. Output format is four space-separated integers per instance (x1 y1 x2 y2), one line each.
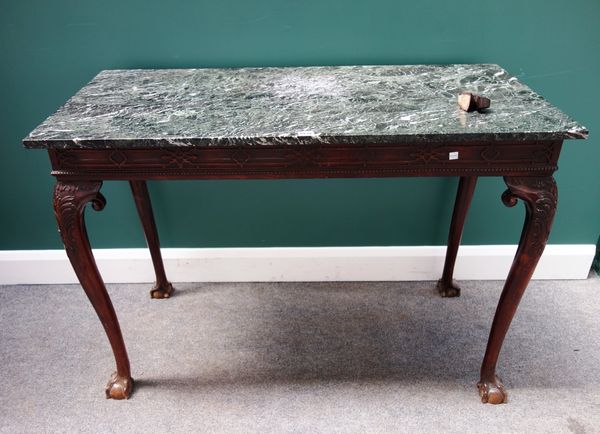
1 0 598 249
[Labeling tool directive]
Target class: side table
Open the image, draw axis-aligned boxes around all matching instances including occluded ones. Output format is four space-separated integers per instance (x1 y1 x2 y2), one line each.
23 64 588 403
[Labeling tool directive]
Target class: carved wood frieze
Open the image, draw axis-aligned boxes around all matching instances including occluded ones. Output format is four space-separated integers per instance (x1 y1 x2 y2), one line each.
49 141 561 180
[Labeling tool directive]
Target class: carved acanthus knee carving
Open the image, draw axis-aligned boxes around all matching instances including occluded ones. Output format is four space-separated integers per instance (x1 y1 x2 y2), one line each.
53 181 106 259
501 176 558 257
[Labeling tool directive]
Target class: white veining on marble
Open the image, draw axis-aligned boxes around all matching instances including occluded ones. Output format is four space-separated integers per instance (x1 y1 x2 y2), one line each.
23 64 588 148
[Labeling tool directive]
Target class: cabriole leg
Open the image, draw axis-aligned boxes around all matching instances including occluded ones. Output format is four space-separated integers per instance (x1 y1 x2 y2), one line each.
53 181 133 399
130 180 174 299
477 176 557 404
437 176 477 297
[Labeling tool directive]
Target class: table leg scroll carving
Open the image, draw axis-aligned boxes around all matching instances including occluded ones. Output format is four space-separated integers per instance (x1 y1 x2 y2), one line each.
437 176 478 297
130 180 174 299
477 176 557 404
53 181 133 399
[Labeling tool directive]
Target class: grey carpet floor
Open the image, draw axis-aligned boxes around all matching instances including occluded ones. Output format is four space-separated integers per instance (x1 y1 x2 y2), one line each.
1 276 599 434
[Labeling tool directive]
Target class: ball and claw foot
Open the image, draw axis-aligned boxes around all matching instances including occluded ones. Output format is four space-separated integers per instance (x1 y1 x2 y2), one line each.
437 279 461 297
477 376 508 404
150 282 174 299
105 372 134 400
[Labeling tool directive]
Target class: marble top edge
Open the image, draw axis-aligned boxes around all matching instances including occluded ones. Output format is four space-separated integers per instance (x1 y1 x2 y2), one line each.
23 131 587 149
23 64 588 149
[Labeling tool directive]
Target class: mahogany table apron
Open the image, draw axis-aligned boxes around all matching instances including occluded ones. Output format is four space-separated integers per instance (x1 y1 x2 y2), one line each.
22 64 588 404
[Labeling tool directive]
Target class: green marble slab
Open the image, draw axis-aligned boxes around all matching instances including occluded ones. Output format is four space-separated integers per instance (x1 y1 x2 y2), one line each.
23 64 588 149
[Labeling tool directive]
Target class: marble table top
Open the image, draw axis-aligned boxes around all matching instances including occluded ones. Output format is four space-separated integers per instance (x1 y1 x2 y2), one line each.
23 64 588 149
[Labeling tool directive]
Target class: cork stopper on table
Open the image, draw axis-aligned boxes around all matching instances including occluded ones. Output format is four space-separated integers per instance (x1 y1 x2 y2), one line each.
458 92 491 112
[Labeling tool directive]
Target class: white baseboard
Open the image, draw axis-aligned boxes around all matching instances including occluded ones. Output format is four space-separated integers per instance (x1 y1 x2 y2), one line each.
0 245 594 285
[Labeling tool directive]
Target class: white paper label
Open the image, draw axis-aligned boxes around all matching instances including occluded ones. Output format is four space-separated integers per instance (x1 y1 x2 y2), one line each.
449 152 459 160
